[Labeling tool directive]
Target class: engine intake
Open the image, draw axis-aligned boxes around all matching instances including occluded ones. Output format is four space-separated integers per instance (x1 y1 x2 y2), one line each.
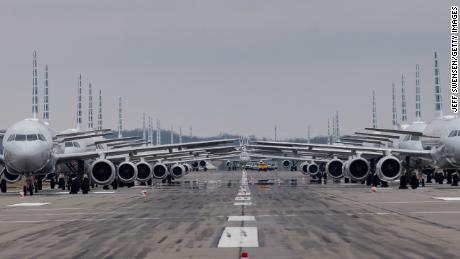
299 162 309 175
90 159 116 185
326 159 344 179
376 156 401 181
282 160 291 168
170 164 185 178
199 160 207 168
2 168 22 183
345 157 370 182
308 162 320 176
153 163 168 179
117 162 138 184
136 161 153 182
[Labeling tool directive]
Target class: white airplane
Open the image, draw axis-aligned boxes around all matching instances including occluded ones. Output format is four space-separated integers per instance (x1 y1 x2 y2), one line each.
0 51 237 195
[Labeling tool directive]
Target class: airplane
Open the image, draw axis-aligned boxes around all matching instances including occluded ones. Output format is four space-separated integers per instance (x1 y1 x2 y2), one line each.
0 51 237 195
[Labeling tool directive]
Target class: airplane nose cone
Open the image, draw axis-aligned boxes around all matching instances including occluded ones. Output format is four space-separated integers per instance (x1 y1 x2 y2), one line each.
5 144 49 173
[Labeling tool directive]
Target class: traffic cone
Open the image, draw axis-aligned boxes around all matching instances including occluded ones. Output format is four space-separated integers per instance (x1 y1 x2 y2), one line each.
241 251 249 259
371 186 377 193
141 190 148 198
19 191 24 199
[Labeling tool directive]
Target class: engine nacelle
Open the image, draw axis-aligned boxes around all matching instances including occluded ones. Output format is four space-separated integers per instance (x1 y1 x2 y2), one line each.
345 157 370 182
90 159 116 185
117 161 138 184
152 163 168 179
282 160 291 168
1 168 22 183
299 162 310 175
191 161 199 169
170 164 185 179
199 160 207 168
225 160 232 167
307 162 320 176
326 159 344 179
136 161 153 182
376 156 402 181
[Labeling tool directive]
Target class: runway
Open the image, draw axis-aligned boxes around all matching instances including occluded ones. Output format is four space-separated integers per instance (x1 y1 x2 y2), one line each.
0 170 460 258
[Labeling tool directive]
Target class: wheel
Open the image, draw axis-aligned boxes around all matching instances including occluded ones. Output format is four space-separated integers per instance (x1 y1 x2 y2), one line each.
34 183 38 192
37 180 42 191
147 179 152 186
82 178 90 194
0 179 6 193
452 173 459 186
410 175 418 189
23 186 27 195
204 167 208 172
399 174 408 189
29 184 34 196
344 178 349 183
111 179 118 190
58 178 65 190
50 178 55 189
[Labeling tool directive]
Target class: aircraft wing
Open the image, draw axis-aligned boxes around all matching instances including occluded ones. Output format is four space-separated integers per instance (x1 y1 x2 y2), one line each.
57 132 113 143
55 151 101 164
94 136 141 145
363 128 439 138
54 129 112 139
249 153 330 162
249 143 433 158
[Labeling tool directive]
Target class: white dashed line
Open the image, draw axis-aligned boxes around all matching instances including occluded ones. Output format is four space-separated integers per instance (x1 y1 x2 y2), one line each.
228 216 256 221
7 203 50 207
234 202 252 206
235 196 251 201
433 197 460 201
217 227 259 247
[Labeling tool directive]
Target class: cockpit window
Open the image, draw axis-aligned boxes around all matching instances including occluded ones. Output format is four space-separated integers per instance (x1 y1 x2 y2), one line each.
7 135 15 142
27 134 38 141
64 142 73 147
448 130 460 137
403 135 410 141
38 134 46 141
411 135 420 141
73 142 80 148
15 134 26 141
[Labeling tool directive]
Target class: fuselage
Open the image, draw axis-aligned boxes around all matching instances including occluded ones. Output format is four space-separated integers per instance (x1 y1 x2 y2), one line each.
2 119 56 176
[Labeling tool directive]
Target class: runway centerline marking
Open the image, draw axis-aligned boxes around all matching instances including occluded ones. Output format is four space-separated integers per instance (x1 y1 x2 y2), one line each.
234 202 252 206
433 197 460 201
228 216 255 222
217 227 259 247
235 196 251 201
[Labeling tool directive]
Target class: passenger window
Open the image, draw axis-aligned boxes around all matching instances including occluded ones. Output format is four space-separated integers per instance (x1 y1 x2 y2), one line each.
27 134 38 141
15 135 26 141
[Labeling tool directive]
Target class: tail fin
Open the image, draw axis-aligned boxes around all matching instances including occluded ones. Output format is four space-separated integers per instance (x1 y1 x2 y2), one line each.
32 51 39 119
77 74 82 130
434 51 443 118
401 74 407 122
415 64 422 121
88 83 93 129
118 97 123 138
43 64 49 124
97 90 103 130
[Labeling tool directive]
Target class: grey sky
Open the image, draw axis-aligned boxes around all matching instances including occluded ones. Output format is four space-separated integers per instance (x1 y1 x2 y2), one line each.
0 0 455 138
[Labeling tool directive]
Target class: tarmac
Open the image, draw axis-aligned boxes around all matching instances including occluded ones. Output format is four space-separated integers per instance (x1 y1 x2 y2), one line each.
1 170 460 258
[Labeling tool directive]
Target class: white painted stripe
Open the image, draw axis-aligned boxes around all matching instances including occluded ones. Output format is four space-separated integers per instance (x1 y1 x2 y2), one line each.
372 201 448 204
410 211 460 214
228 216 255 221
93 191 116 194
237 193 251 196
433 197 460 201
218 227 259 247
235 197 251 201
234 202 252 206
8 203 50 207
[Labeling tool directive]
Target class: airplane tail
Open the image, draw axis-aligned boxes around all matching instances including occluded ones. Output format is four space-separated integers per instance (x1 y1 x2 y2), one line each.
88 83 93 129
32 51 39 119
77 74 82 130
43 64 49 124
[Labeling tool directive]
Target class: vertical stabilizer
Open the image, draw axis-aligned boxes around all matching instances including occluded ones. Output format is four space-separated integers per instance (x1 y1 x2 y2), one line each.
392 83 398 129
148 116 152 145
327 119 330 144
156 119 161 145
77 74 82 130
434 51 443 118
142 113 146 141
332 116 336 143
274 125 277 141
401 74 407 123
32 51 39 119
372 90 377 128
170 125 174 144
118 97 123 138
179 127 182 143
307 125 310 144
43 64 49 124
415 64 422 121
88 83 93 129
97 90 103 130
335 111 340 141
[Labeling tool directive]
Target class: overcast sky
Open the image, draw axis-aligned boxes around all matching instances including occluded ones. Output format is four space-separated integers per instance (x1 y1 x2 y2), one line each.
0 0 456 138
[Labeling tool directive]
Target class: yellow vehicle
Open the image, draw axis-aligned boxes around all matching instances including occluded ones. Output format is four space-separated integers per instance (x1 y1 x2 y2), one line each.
257 161 268 171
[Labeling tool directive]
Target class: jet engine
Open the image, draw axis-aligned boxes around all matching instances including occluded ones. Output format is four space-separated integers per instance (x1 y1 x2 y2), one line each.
307 162 320 176
191 161 199 169
152 163 168 179
136 161 153 182
117 161 138 184
282 160 291 168
170 164 185 179
1 168 22 183
344 157 370 182
225 160 232 167
376 156 401 181
326 159 344 179
299 162 310 175
90 159 116 185
199 160 207 168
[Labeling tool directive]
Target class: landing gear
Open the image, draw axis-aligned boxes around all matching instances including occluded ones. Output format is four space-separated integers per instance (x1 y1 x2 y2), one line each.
203 167 208 172
69 174 78 194
111 179 118 190
58 177 66 190
446 171 453 185
36 179 42 191
452 172 459 186
29 184 34 195
81 176 90 194
50 178 55 189
1 179 6 193
399 173 408 189
410 174 419 189
24 176 35 196
366 174 372 186
344 177 349 183
435 172 444 184
167 174 173 185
